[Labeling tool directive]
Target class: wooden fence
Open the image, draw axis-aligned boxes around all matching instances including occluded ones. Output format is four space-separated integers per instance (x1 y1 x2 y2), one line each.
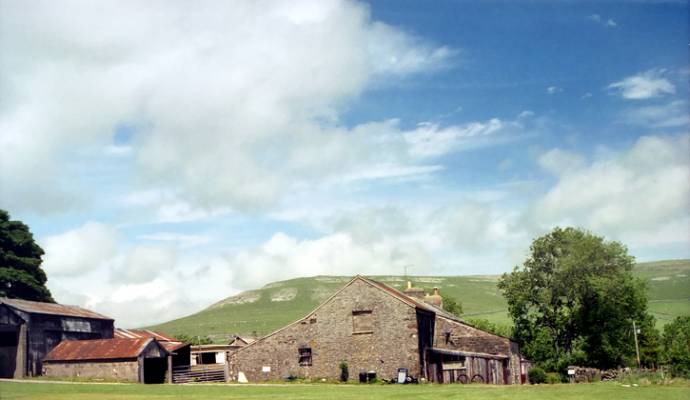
172 364 227 383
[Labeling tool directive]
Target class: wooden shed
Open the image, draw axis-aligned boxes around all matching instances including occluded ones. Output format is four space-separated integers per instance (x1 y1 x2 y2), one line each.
0 297 114 378
43 337 171 383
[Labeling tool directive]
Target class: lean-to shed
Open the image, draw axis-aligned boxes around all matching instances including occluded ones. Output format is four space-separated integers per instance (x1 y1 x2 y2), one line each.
43 337 171 383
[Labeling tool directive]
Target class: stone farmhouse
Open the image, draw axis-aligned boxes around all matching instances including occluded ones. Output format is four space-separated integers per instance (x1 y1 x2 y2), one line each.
229 276 528 384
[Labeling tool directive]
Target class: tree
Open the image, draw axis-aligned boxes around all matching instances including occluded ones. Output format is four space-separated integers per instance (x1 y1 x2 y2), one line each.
0 209 54 302
662 316 690 377
498 227 652 370
464 318 512 338
441 294 463 317
174 333 213 345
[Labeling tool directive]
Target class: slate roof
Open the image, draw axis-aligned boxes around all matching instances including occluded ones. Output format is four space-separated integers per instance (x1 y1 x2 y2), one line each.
43 338 164 362
0 297 112 320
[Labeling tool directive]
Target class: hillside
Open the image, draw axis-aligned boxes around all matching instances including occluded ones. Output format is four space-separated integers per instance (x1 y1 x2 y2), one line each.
148 259 690 342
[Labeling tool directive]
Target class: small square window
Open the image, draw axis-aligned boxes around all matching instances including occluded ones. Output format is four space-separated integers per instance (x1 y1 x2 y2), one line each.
352 310 373 334
298 347 312 366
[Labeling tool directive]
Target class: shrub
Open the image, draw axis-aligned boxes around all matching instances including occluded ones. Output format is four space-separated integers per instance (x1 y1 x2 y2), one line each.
545 372 562 384
528 367 547 384
339 361 349 382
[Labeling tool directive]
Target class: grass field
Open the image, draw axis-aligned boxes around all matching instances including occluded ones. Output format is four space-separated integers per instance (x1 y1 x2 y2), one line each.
148 259 690 341
1 381 688 400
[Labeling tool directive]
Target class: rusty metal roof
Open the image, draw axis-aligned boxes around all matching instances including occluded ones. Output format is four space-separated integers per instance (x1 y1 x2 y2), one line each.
114 328 176 342
0 297 112 320
160 341 189 352
43 338 163 361
114 328 188 352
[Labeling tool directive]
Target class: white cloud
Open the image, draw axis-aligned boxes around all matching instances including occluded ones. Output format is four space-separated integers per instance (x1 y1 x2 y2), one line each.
42 222 118 276
138 232 212 249
621 100 690 128
607 69 676 100
533 134 689 239
0 0 455 213
588 14 617 28
547 86 562 94
109 246 177 284
404 118 505 157
538 148 586 176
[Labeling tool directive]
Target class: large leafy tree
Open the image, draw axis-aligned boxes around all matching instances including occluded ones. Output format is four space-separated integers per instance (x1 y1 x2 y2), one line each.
498 227 653 370
0 209 54 302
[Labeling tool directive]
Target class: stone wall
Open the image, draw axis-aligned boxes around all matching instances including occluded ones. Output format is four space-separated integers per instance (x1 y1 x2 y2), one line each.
43 360 139 382
434 316 521 384
229 278 421 382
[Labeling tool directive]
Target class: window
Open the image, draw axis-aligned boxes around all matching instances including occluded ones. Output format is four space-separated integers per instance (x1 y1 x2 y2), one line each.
298 347 312 366
352 310 373 334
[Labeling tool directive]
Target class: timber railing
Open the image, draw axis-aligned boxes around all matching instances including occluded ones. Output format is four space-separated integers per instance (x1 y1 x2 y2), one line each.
172 364 226 383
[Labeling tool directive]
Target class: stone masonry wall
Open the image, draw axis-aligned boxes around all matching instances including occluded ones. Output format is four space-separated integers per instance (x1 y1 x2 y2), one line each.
229 278 421 382
43 360 139 382
434 317 521 384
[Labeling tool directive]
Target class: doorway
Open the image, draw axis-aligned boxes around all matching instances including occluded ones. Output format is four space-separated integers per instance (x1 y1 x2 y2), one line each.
0 328 19 378
143 357 168 383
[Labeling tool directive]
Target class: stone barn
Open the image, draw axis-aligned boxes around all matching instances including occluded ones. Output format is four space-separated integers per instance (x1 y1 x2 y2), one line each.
228 276 525 384
42 337 171 383
0 297 114 378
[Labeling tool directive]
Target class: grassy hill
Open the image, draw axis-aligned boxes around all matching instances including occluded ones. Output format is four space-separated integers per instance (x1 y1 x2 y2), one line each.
148 259 690 342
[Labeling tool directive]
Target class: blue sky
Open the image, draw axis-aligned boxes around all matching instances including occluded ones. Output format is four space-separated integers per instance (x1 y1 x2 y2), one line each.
0 0 688 327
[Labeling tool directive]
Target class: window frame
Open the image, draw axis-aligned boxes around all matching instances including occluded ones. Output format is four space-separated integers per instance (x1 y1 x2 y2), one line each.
352 309 374 335
298 347 312 366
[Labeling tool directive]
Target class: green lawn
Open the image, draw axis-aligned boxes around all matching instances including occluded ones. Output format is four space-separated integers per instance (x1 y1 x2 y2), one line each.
1 381 688 400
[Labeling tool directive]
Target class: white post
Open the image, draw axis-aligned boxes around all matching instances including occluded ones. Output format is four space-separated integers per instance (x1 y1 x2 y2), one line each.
632 320 641 368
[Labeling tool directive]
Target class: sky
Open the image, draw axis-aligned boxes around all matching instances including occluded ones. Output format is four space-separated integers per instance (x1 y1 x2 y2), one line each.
0 0 688 328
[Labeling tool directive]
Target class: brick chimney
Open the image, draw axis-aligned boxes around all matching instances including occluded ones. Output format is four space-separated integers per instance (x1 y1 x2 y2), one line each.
403 281 425 300
424 287 443 309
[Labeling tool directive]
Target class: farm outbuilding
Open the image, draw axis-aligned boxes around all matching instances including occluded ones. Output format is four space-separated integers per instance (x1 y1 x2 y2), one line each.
191 344 231 365
43 337 172 383
115 328 190 368
228 276 526 384
0 297 114 378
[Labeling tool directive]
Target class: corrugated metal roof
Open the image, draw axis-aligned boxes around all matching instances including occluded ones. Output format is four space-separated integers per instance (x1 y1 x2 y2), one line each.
44 338 162 362
114 328 188 352
161 341 188 352
0 297 112 320
114 328 177 342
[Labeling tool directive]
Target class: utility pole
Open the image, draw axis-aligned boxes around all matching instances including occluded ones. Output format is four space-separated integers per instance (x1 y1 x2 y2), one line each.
632 320 641 368
403 264 413 279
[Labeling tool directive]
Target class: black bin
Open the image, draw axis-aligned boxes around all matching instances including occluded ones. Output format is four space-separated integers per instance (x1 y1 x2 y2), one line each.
359 372 367 383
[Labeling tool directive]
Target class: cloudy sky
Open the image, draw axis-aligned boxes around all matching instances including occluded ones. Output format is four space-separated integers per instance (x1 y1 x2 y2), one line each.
1 0 688 328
